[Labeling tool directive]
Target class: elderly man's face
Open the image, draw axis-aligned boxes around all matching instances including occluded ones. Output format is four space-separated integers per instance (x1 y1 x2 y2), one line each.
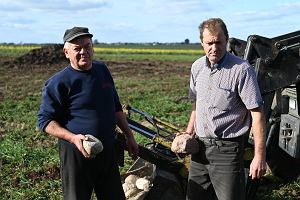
201 26 227 65
64 36 94 71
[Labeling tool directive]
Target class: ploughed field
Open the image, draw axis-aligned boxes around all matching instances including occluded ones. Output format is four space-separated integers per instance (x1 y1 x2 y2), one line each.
0 44 299 199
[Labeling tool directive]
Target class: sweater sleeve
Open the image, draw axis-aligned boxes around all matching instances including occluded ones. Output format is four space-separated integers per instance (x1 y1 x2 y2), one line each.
37 78 68 132
102 62 123 112
113 87 123 112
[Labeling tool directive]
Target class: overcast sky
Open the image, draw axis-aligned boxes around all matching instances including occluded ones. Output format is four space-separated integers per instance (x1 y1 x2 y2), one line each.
0 0 299 44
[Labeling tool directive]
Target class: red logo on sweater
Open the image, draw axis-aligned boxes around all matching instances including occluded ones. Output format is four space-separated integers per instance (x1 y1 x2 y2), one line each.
101 83 112 88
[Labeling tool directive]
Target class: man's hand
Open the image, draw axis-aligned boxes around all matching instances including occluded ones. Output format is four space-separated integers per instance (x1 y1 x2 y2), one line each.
44 121 89 158
249 107 267 179
171 133 199 154
176 131 194 136
249 155 266 179
70 134 90 158
126 134 139 159
115 111 139 159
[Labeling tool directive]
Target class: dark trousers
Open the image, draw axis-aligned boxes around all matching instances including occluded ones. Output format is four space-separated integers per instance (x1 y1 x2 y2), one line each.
186 136 245 200
58 140 125 200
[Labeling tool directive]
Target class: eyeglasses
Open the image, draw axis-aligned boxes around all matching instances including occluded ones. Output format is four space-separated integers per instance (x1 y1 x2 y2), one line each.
70 43 93 53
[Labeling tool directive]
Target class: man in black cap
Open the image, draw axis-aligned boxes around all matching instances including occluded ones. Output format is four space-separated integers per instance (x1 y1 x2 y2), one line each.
38 27 139 200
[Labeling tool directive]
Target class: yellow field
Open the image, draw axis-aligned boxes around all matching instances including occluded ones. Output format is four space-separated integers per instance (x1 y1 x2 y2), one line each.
93 47 203 55
0 44 203 55
0 44 39 51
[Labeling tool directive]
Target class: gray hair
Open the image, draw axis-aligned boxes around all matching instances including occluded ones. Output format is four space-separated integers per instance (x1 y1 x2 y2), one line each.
63 41 70 49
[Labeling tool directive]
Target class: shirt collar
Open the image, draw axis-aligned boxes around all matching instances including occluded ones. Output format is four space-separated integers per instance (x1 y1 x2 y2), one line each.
206 52 228 70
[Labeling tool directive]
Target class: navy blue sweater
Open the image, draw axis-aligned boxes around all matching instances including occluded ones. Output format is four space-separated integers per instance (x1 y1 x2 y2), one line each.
38 61 122 148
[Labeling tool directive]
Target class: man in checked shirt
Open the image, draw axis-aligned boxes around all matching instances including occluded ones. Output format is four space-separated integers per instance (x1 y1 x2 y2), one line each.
185 18 266 200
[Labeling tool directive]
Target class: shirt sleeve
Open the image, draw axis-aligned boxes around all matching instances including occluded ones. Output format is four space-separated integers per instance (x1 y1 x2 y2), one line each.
238 64 263 109
188 65 197 102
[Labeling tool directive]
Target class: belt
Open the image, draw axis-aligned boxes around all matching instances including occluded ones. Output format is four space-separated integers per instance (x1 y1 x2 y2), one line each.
197 135 244 146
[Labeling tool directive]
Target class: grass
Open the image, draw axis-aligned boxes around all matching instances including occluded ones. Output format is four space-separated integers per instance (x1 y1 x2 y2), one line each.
0 68 62 199
0 44 299 199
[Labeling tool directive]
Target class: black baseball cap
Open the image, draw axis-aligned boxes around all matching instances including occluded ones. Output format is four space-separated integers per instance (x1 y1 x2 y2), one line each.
63 27 93 43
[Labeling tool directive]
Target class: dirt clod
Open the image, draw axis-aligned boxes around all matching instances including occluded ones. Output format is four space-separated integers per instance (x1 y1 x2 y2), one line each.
2 44 67 69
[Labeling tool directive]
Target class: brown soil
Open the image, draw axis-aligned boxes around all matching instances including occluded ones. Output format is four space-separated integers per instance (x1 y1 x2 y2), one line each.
0 44 192 77
106 60 191 78
2 44 68 69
